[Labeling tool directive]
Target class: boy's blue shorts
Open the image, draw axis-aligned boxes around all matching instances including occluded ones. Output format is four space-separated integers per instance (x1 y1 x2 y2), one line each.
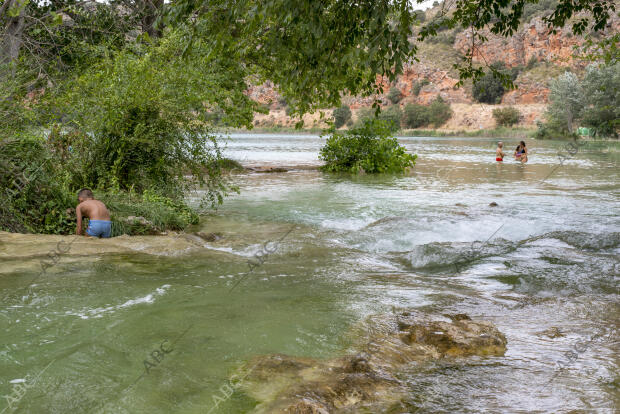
86 220 112 238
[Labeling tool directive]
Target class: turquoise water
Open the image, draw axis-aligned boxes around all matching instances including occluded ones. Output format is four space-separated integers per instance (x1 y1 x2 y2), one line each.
1 135 618 413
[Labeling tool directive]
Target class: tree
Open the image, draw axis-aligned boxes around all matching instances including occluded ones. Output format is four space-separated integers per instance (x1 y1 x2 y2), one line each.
333 105 352 128
473 71 505 104
427 96 452 127
493 107 522 127
547 72 585 133
402 97 452 129
403 103 429 129
47 29 255 205
580 63 619 137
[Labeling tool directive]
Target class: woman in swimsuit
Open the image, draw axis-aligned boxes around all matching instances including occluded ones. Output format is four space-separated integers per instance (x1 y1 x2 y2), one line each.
514 141 528 163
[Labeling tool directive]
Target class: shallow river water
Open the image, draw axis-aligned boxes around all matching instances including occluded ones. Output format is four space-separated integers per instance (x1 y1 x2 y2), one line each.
1 134 619 413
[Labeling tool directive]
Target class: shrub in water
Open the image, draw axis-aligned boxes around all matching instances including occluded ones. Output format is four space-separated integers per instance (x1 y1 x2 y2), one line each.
319 119 416 174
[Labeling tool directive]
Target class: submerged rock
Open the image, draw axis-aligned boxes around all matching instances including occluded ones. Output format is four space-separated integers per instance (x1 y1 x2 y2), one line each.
252 166 289 173
194 232 223 242
537 327 565 338
489 202 498 207
236 312 507 413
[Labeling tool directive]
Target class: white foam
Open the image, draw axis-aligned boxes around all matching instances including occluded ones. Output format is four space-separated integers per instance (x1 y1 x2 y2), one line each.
65 285 171 320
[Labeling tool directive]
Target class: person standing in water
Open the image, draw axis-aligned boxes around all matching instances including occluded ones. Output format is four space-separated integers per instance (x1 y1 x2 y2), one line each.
496 141 505 162
514 141 528 163
76 188 112 238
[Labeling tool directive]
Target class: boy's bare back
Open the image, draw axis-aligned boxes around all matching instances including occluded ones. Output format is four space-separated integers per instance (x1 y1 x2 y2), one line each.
76 199 111 221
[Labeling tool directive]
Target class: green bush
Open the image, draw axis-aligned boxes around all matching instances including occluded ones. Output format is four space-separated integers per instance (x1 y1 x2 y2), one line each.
319 120 417 174
411 79 430 96
403 96 452 128
0 138 74 234
378 105 403 132
426 96 453 127
580 63 619 137
333 105 353 128
473 72 505 104
387 87 404 104
426 31 457 45
493 107 522 126
354 107 377 127
403 104 428 128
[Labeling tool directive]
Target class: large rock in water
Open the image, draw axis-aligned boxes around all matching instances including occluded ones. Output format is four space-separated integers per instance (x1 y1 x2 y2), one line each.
235 312 507 413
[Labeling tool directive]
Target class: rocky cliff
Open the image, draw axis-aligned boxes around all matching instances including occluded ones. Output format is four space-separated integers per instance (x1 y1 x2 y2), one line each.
247 11 618 131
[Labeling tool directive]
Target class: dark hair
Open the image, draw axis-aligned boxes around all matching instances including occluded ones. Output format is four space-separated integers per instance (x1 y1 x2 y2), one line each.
78 188 94 199
520 140 526 147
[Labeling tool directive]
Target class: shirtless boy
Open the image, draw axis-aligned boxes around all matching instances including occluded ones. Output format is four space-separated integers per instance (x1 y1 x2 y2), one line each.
76 188 112 238
496 141 505 162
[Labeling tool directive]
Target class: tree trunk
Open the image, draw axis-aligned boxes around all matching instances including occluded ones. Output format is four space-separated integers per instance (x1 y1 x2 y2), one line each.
141 0 163 39
1 0 26 65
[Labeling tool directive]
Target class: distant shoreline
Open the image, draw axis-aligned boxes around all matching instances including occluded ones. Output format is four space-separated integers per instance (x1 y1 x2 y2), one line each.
221 126 536 138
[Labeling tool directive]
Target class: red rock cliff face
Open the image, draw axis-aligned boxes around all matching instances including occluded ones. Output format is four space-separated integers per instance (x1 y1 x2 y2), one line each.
454 20 585 69
246 14 617 129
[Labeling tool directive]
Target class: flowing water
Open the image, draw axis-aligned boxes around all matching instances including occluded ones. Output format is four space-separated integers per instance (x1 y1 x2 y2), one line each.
1 134 619 413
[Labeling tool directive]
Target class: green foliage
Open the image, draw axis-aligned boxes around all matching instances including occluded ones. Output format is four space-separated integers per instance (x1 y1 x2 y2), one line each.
45 29 253 207
98 191 199 236
426 31 457 46
177 0 418 116
319 120 416 174
426 96 453 127
537 64 619 138
142 190 199 225
493 107 522 127
333 105 352 128
354 107 377 127
403 96 452 129
580 63 620 137
377 105 403 132
543 71 585 135
473 70 506 104
0 138 74 234
411 79 430 96
403 104 428 129
387 87 404 104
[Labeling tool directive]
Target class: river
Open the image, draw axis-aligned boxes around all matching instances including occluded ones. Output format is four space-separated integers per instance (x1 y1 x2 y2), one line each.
1 134 618 413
